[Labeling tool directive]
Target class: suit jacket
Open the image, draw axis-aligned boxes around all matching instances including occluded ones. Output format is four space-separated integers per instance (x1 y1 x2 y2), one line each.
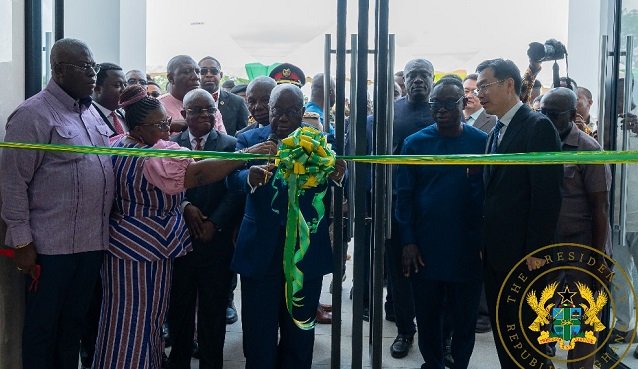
172 130 244 261
483 104 563 273
473 110 497 134
228 125 333 278
218 90 249 136
235 122 259 137
91 102 125 137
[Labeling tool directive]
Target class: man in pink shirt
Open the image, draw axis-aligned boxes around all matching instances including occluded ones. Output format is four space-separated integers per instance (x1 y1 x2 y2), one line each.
159 55 226 134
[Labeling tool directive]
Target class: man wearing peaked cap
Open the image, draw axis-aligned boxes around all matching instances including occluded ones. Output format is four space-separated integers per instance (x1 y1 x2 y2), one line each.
269 63 306 88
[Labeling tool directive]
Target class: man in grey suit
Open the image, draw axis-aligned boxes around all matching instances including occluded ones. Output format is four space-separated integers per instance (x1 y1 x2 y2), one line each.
463 74 496 134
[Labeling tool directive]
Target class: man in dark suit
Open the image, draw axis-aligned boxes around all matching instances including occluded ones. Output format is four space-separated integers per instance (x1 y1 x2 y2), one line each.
476 58 563 369
228 84 345 369
167 88 245 369
461 73 496 336
236 77 276 136
463 73 496 134
91 62 127 136
199 56 249 136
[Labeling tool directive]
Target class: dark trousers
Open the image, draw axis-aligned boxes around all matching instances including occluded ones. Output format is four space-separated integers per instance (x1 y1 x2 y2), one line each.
79 279 102 367
22 251 104 369
411 276 481 369
484 264 553 369
386 220 416 336
477 283 490 322
168 243 234 369
240 273 322 369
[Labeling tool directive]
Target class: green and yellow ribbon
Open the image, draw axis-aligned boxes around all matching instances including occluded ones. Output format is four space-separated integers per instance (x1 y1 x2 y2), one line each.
4 134 638 330
4 141 638 164
272 127 336 330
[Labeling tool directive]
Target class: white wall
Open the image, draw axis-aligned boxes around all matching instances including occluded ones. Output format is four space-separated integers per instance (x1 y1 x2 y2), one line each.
0 0 25 141
567 0 605 117
120 0 146 72
64 0 146 72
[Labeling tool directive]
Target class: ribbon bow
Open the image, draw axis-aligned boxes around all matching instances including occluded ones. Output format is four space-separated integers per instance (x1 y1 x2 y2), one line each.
273 127 336 330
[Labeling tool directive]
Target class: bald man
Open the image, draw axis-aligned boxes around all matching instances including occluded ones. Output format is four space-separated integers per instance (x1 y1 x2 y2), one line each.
0 38 114 369
236 76 277 136
159 55 226 134
540 88 611 369
125 69 147 86
167 88 243 369
305 73 336 128
229 84 345 369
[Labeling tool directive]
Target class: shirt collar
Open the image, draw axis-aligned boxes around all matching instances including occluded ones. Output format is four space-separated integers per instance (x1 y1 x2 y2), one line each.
92 101 113 117
562 123 581 148
46 79 94 112
188 130 211 148
469 108 485 121
499 101 524 126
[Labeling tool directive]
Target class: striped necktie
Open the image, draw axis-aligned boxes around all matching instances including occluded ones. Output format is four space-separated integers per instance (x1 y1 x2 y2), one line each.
194 137 204 151
490 120 505 154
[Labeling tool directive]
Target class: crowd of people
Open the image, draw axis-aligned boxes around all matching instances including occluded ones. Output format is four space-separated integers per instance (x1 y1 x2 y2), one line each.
0 36 635 369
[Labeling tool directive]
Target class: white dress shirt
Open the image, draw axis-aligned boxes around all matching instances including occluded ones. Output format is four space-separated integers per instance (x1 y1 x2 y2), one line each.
496 101 523 145
93 101 129 133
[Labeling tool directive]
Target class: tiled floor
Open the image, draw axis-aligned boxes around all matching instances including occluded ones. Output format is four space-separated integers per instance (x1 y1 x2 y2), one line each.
184 257 638 369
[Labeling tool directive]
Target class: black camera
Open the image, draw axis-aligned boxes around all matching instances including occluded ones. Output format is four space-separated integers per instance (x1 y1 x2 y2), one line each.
527 39 567 62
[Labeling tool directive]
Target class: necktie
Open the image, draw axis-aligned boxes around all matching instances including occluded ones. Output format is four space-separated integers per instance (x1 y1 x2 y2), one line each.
110 111 125 135
194 137 204 151
490 120 505 154
212 91 219 102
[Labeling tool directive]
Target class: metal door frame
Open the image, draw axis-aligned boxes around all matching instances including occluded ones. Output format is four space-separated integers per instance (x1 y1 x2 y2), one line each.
325 1 394 368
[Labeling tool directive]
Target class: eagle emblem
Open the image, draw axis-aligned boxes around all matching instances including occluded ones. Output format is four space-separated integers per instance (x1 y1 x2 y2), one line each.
526 282 607 351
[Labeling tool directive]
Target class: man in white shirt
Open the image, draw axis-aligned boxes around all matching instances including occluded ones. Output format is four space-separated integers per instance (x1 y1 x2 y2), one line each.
463 73 496 134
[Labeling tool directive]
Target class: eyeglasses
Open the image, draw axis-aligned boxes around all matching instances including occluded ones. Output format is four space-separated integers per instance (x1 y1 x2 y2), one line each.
200 67 220 76
270 107 302 118
185 106 217 115
140 117 172 130
127 78 148 86
57 62 101 74
540 109 573 119
429 96 464 111
464 88 478 97
473 79 506 95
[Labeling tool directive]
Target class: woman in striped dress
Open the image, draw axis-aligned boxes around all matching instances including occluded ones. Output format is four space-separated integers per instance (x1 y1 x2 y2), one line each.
92 85 274 369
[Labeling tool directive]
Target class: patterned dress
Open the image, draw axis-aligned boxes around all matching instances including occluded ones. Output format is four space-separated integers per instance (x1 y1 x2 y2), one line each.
93 138 193 369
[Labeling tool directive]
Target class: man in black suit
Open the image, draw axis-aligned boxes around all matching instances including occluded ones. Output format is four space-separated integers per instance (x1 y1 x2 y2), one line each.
199 56 249 136
167 88 245 369
477 58 562 369
91 62 127 136
461 73 496 336
236 76 277 136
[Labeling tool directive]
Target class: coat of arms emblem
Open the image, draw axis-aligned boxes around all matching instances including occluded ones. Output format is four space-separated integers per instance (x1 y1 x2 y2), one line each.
526 281 608 350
